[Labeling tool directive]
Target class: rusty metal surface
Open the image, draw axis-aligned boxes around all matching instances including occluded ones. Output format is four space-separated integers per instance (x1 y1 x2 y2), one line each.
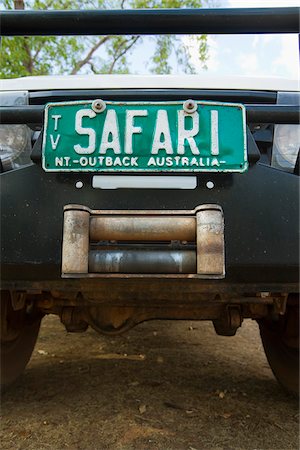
62 209 89 274
64 204 202 215
90 216 196 242
62 203 226 278
197 206 225 277
34 302 271 336
30 290 286 326
60 306 88 332
89 248 196 273
28 290 287 335
35 291 278 307
213 305 243 336
84 304 246 335
10 291 27 311
2 278 298 295
1 284 291 326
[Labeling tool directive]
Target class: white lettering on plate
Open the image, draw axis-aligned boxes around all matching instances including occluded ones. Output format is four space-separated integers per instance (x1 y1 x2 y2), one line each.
55 157 63 167
130 157 138 166
211 110 219 156
114 157 123 166
74 109 96 154
151 110 173 154
79 156 89 166
56 106 227 170
99 109 121 154
177 111 199 155
51 114 62 131
74 156 140 167
50 134 60 150
125 110 148 154
147 156 221 168
55 156 70 167
122 157 130 167
211 158 219 166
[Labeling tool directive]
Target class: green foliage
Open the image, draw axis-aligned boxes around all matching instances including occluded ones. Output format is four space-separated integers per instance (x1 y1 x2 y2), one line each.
0 0 210 78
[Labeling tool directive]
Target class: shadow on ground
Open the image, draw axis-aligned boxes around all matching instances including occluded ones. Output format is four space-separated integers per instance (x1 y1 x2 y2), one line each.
1 317 299 450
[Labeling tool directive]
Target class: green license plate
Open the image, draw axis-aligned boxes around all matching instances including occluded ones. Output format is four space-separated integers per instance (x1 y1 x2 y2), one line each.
42 100 248 172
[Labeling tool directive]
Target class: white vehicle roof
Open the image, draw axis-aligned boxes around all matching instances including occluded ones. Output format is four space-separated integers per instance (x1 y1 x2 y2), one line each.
0 75 299 92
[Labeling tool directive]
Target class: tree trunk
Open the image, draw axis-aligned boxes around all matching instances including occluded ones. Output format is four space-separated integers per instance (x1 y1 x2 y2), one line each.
14 0 25 9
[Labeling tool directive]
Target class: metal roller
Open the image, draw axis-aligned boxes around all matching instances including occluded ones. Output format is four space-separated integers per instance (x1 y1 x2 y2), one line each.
89 249 196 274
196 207 225 277
62 209 90 274
90 216 196 242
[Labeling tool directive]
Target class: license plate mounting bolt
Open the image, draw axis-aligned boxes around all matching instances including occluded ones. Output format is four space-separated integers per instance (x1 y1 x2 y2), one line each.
183 99 197 113
92 99 106 113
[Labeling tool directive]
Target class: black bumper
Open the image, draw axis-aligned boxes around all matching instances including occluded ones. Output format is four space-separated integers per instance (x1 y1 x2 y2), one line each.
1 162 299 289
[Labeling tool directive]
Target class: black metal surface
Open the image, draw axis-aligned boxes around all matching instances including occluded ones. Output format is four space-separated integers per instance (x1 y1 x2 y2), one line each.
246 128 261 164
0 106 43 124
31 129 43 164
246 105 300 124
1 8 299 36
294 152 300 176
1 104 299 125
1 163 299 286
28 89 277 105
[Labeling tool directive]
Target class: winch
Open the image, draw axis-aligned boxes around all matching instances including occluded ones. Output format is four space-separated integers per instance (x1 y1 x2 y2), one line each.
62 203 225 278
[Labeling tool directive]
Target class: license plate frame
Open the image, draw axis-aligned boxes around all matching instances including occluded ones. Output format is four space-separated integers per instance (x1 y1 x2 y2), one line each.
42 99 248 173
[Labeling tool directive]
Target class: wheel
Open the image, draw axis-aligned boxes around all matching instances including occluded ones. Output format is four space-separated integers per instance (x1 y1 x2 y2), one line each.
1 291 41 390
259 294 299 396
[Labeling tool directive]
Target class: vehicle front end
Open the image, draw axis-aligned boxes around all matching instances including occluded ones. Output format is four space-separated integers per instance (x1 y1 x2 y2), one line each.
1 7 299 395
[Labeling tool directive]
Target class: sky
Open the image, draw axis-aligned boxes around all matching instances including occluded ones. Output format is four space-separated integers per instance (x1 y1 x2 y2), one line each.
1 0 298 80
132 0 299 80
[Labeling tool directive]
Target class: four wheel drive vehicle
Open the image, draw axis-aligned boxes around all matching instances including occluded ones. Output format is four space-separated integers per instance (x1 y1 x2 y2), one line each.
0 7 299 395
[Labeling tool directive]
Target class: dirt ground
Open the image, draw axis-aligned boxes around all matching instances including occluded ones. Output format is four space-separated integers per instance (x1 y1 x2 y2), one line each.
1 315 299 450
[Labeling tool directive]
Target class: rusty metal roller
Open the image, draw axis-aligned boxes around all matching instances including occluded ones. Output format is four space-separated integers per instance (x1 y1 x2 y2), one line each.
89 249 196 274
89 216 196 242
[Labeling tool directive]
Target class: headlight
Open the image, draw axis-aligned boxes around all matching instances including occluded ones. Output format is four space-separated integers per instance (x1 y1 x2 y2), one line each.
271 92 300 173
0 91 33 172
0 124 32 171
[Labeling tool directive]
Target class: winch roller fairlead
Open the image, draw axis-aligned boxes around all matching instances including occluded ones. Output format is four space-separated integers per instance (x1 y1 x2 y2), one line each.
62 204 224 278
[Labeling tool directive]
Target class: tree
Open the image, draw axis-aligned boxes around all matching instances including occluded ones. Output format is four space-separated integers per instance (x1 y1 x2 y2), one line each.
0 0 209 78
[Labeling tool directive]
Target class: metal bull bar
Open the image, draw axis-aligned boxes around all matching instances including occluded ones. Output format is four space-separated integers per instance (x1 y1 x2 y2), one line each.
0 7 299 127
1 8 299 36
62 204 225 278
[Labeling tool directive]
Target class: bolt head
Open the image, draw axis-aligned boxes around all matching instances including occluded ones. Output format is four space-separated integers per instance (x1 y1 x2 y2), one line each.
183 99 197 114
92 99 106 113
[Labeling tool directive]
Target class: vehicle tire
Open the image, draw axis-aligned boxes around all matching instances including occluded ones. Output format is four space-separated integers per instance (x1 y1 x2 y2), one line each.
259 294 299 397
1 291 41 391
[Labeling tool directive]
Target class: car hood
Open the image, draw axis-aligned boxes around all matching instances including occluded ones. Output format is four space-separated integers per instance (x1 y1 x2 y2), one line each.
1 74 299 92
